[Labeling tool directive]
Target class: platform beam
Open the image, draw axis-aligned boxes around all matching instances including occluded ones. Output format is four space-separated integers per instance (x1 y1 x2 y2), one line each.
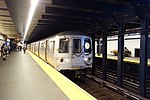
139 18 148 97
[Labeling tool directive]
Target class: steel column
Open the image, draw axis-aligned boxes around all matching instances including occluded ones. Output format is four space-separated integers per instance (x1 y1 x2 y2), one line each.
102 27 108 80
117 23 124 87
97 38 100 56
139 18 148 96
91 33 96 75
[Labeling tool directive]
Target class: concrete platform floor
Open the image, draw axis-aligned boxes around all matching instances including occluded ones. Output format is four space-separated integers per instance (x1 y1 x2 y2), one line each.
0 51 68 100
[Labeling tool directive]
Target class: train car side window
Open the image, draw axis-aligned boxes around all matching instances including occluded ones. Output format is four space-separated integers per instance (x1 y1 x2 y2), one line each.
73 39 81 53
84 38 91 54
41 42 44 51
59 38 69 53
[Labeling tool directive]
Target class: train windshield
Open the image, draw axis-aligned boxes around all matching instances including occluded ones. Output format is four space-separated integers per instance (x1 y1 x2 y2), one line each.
84 38 91 54
73 39 81 53
59 38 69 53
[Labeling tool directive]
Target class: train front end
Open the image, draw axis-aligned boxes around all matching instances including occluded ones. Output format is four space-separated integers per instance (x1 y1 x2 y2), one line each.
56 35 93 71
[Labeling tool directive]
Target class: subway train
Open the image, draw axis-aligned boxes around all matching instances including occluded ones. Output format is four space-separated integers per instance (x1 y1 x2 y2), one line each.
28 31 93 71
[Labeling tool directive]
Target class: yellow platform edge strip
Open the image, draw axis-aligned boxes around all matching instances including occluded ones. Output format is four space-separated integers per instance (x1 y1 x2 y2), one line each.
27 50 97 100
96 55 150 66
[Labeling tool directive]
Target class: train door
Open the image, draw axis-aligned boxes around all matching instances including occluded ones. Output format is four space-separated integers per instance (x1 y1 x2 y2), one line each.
39 41 46 60
38 42 40 56
46 40 51 63
38 42 41 57
72 38 84 66
43 41 46 60
45 40 48 61
57 38 71 67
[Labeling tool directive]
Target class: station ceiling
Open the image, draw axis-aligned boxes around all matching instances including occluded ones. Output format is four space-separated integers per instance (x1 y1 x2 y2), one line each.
0 0 150 42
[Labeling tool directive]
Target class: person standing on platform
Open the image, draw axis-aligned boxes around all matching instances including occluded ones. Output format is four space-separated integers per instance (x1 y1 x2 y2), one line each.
8 45 11 54
124 47 129 53
1 44 7 61
0 45 3 57
23 46 26 54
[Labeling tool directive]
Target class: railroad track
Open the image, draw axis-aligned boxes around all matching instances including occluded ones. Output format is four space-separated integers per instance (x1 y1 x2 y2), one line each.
94 66 150 98
73 73 149 100
74 75 126 100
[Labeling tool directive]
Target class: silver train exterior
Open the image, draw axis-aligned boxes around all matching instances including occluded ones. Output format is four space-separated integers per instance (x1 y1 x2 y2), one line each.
28 31 93 71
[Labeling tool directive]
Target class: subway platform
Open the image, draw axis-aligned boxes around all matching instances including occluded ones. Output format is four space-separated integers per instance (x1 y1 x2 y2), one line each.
0 51 96 100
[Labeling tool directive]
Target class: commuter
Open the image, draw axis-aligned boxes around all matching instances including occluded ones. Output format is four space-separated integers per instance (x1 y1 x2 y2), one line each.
1 44 7 61
23 46 26 54
124 47 131 57
0 46 3 57
17 42 22 51
124 47 129 53
1 44 4 57
7 45 11 54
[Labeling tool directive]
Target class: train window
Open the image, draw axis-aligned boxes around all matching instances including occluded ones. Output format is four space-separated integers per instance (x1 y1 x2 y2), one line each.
84 38 91 54
41 42 45 52
73 39 81 53
59 38 69 53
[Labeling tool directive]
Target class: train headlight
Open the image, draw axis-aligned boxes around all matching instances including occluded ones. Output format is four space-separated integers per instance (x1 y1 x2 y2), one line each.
84 57 91 62
84 57 92 66
84 57 88 62
65 59 70 62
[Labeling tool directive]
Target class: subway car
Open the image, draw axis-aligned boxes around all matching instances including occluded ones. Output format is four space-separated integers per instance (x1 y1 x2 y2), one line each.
28 31 93 71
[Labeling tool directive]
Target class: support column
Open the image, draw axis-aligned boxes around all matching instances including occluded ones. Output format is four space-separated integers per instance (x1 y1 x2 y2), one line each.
117 23 124 87
97 38 100 56
91 33 95 75
139 18 148 96
102 27 107 80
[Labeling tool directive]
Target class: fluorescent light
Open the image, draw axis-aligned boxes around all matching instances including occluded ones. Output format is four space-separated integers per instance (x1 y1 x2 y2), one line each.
23 0 39 40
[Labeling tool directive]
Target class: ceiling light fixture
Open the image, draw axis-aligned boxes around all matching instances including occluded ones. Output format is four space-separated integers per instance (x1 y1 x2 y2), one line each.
23 0 39 40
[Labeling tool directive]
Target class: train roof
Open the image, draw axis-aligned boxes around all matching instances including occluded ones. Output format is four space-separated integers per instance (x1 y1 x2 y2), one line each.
31 31 91 43
56 31 90 36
